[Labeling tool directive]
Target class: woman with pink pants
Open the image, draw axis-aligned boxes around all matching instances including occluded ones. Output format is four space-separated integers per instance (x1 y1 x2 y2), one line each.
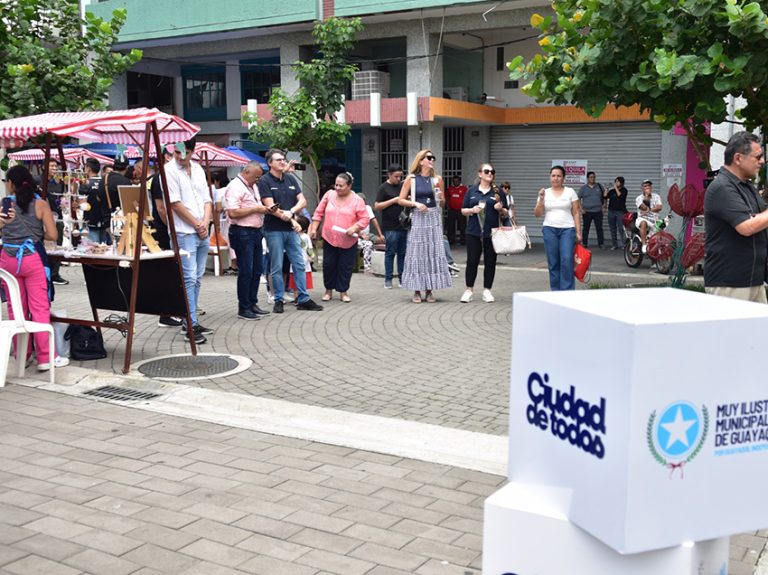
0 165 68 370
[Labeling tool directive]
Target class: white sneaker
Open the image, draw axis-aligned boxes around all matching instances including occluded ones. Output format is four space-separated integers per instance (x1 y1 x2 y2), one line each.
482 289 495 303
37 356 69 371
460 289 473 303
283 293 295 303
267 294 275 304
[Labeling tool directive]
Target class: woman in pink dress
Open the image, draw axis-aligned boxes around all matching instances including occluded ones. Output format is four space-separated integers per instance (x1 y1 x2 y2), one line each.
309 173 370 303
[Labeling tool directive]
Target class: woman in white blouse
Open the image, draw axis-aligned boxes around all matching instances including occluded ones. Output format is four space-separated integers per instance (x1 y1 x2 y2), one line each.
534 165 582 290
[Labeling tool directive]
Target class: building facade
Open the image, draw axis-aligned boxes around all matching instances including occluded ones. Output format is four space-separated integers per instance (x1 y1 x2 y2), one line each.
88 0 700 237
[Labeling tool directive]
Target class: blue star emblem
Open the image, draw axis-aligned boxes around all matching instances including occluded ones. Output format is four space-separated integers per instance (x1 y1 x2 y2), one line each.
656 402 701 459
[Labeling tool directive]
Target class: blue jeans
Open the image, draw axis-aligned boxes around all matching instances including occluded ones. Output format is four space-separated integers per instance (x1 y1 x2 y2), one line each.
542 226 576 291
228 225 263 311
608 210 624 248
384 230 407 281
88 227 112 245
176 232 210 325
265 230 309 304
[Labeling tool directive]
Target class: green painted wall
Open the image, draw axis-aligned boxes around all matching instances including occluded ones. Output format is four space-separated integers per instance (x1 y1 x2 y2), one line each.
335 0 485 17
87 1 318 43
443 46 482 103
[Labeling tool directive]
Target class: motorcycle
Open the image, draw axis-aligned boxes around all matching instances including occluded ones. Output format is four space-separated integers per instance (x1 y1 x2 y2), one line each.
622 212 673 274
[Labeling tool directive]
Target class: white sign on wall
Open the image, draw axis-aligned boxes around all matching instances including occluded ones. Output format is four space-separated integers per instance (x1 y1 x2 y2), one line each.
552 159 588 186
663 163 684 190
507 288 768 553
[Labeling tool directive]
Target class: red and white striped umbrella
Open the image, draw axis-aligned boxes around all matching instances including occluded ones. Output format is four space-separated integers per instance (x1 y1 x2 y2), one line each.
9 147 113 167
0 108 199 147
192 142 248 167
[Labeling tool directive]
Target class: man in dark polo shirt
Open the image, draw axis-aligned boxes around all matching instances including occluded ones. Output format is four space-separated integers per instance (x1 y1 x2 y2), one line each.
704 131 768 303
257 149 323 314
374 163 406 289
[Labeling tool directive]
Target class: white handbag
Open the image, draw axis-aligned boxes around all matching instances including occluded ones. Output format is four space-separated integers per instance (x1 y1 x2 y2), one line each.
491 220 530 255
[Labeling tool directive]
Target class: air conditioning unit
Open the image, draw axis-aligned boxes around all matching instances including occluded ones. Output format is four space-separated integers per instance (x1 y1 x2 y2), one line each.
352 71 390 100
443 86 468 101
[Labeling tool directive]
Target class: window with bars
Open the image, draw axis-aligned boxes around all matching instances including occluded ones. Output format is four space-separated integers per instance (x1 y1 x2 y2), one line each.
182 66 226 122
443 127 464 183
241 58 281 106
380 128 408 181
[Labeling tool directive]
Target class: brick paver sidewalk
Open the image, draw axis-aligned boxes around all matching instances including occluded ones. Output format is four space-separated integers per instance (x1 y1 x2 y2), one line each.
0 385 498 575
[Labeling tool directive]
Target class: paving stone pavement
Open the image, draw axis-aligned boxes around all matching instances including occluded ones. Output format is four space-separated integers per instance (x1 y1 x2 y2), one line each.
0 384 500 575
8 246 761 574
50 247 675 437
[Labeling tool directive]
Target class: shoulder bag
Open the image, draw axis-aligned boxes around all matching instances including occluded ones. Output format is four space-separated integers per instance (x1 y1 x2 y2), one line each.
491 216 530 255
397 176 415 230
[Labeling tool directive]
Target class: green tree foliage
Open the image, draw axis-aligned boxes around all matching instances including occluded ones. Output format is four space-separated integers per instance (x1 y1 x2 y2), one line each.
0 0 142 119
508 0 768 166
246 17 363 198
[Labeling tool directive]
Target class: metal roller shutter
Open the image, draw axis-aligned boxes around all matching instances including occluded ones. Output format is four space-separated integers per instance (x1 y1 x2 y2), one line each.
490 122 662 240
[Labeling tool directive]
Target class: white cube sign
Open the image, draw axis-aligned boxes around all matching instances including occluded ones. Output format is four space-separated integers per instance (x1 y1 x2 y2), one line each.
508 288 768 553
483 483 729 575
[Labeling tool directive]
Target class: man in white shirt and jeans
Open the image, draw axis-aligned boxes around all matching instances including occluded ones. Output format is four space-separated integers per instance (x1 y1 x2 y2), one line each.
166 137 213 344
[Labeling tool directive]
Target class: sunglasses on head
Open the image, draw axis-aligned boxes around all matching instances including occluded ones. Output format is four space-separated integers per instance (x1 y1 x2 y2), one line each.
482 169 496 175
424 155 436 161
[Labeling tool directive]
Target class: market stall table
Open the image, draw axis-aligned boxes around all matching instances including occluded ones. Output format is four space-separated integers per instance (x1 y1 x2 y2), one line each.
0 108 201 373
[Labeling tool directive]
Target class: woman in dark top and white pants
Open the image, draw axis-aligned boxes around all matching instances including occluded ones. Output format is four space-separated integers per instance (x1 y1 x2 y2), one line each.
460 163 510 303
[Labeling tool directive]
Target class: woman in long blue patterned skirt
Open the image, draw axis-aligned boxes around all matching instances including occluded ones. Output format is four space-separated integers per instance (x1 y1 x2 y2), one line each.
398 149 453 303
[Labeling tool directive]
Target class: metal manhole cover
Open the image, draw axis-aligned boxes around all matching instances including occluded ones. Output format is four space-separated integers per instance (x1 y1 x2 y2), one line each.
138 355 239 379
83 385 162 401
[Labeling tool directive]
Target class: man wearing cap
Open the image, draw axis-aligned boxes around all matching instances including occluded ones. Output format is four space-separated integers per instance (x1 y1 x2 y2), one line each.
705 131 768 303
166 137 213 344
634 179 663 252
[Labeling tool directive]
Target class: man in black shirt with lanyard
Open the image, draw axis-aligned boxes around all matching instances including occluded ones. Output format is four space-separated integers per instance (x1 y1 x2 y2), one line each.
257 149 323 314
704 131 768 303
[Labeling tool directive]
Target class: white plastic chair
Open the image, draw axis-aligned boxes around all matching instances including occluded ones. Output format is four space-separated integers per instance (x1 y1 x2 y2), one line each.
0 268 55 386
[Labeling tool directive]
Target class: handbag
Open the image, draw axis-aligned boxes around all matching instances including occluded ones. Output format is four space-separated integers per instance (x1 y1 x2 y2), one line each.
574 243 592 283
64 325 107 361
398 175 416 230
491 219 530 255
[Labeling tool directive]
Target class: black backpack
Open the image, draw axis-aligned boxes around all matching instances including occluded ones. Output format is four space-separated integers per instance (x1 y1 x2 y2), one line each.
64 325 107 361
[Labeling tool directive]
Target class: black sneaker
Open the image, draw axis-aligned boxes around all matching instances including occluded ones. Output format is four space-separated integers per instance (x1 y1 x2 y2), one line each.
273 301 284 314
184 329 206 344
238 309 261 321
251 305 270 316
196 324 213 335
158 316 183 327
51 275 69 285
296 299 323 311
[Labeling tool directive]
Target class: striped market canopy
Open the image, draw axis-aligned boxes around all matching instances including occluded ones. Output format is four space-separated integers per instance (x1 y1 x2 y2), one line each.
0 108 200 147
193 142 248 167
9 147 114 167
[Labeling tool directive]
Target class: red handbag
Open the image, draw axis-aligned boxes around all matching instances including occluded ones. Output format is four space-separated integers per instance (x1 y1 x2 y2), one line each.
574 244 592 283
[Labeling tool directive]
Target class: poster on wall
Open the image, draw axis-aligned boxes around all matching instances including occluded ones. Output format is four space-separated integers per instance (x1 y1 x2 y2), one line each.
552 160 588 186
663 163 683 191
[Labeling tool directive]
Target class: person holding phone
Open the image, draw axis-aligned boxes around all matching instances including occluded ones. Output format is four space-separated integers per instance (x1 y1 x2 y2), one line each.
397 149 452 303
0 165 68 370
258 148 323 313
535 165 582 291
